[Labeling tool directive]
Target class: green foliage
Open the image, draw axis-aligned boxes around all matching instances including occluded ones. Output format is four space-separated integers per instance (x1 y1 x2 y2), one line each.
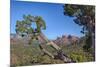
61 44 94 62
16 14 46 37
36 55 52 64
63 4 95 34
64 4 78 16
82 33 94 53
70 52 87 62
16 14 46 45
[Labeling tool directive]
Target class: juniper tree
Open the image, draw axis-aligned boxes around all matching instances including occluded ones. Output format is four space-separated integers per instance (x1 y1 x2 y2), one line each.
16 14 46 44
15 15 72 62
63 4 95 55
64 4 95 60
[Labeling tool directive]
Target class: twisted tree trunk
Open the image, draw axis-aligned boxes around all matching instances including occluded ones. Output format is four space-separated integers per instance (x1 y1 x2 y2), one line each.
37 33 74 63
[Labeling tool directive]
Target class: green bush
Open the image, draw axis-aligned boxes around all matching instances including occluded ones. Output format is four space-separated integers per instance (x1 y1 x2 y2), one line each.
70 53 86 62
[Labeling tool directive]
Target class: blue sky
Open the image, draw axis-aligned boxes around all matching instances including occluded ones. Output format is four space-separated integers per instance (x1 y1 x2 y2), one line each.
11 0 83 39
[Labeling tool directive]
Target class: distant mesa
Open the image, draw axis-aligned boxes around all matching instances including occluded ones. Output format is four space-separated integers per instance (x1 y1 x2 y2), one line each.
10 33 80 46
53 35 80 45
